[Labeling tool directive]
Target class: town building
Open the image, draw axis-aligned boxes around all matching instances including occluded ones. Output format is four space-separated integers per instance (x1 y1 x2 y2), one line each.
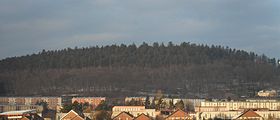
197 111 240 119
257 90 277 97
197 110 280 120
112 106 158 118
72 97 105 109
0 97 62 111
195 99 280 112
195 99 280 119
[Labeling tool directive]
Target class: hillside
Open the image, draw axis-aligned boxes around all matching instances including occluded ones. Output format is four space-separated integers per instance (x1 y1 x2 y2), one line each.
0 42 279 98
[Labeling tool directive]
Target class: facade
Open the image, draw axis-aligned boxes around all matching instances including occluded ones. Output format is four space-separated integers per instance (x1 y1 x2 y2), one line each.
112 106 158 118
195 99 280 112
197 110 280 120
195 99 280 120
72 97 105 109
0 97 62 111
197 111 241 119
165 109 192 120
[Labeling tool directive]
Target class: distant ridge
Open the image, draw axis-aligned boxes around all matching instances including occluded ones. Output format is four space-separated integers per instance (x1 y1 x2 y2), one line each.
0 42 279 98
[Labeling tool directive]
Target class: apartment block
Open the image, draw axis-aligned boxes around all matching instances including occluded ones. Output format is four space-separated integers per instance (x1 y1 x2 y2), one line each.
0 97 62 111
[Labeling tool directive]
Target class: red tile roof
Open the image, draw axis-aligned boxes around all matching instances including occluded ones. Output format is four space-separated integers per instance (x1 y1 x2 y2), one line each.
134 113 151 120
165 109 191 120
235 109 262 119
61 110 84 120
112 111 134 120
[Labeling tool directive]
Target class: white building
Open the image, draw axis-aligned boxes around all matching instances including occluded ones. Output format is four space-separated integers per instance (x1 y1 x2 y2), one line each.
257 90 277 97
197 110 280 120
111 106 159 118
195 99 280 112
195 99 280 120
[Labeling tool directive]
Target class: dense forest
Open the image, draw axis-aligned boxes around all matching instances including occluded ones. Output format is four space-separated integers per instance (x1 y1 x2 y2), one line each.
0 42 279 98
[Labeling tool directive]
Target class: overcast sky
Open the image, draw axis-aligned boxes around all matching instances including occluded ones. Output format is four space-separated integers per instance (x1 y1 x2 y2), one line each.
0 0 279 60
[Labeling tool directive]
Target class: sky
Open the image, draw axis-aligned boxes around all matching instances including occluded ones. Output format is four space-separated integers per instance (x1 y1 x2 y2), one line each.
0 0 280 60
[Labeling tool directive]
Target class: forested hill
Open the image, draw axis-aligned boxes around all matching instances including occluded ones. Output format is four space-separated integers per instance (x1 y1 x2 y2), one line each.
0 42 279 98
0 42 277 71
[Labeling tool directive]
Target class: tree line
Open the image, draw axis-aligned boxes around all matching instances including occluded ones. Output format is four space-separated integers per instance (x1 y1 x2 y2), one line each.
1 42 277 71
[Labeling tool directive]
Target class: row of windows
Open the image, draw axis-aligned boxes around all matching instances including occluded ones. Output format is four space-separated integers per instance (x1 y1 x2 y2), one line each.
203 102 280 110
114 108 142 111
204 102 280 106
202 113 280 119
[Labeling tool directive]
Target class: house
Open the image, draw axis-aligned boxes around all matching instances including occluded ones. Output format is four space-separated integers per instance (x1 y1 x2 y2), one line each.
165 109 192 120
112 111 134 120
134 113 152 120
234 109 263 120
60 110 84 120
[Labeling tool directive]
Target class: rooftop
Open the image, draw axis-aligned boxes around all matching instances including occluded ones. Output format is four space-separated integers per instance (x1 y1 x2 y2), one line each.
0 109 36 116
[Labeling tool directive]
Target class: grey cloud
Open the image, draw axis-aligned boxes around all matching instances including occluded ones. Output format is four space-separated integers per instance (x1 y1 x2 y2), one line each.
0 0 279 59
